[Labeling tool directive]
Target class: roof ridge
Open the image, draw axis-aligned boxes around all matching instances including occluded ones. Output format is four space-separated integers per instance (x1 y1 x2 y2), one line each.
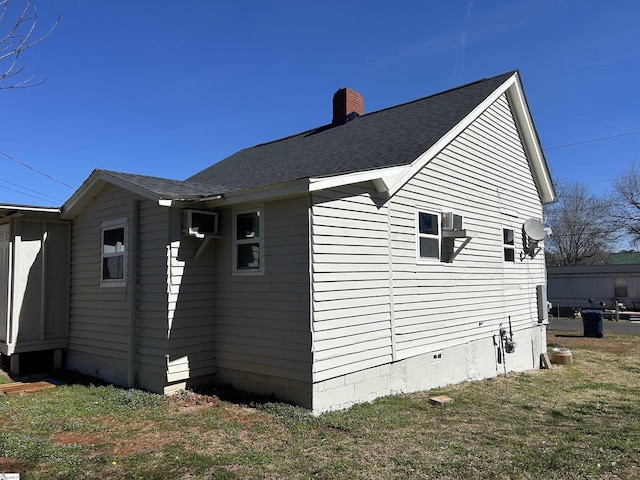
360 70 517 118
244 71 517 151
187 70 522 190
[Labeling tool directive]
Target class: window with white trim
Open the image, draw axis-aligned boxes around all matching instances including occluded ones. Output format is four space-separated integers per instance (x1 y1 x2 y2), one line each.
417 211 441 262
234 209 263 273
101 220 127 285
503 228 515 262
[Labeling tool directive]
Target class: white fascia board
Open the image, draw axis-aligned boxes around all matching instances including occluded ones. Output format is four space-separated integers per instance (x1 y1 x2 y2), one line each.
60 173 105 219
99 172 162 203
386 74 519 198
384 72 555 204
205 179 310 207
61 170 160 219
309 165 409 193
161 195 223 208
506 76 556 204
0 205 60 214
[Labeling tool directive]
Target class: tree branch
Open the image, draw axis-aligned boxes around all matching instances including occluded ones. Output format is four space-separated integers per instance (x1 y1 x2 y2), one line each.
0 0 59 89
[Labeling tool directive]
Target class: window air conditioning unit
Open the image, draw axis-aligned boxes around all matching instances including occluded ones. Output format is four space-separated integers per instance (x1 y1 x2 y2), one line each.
442 212 463 231
182 210 219 237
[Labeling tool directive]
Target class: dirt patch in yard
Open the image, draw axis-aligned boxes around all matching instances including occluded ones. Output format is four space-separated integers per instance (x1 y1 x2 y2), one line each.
51 431 103 446
0 457 24 473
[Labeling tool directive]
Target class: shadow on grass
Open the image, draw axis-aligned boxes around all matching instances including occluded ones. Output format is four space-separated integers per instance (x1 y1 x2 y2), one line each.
191 382 287 408
0 358 292 411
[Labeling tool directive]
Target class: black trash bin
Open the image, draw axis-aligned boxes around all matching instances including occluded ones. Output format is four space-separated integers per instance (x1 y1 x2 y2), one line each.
581 309 603 338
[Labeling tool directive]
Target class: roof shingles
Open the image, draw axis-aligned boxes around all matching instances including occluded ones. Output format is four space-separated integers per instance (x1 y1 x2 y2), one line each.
100 170 233 199
80 72 515 201
187 71 515 190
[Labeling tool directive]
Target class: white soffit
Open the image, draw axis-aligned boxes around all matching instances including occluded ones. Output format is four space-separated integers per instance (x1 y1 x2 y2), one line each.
61 170 161 219
309 165 409 193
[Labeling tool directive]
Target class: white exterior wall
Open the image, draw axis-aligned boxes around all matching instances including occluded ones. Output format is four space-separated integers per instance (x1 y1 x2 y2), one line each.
163 207 217 393
311 186 393 382
135 200 173 392
67 183 220 394
68 184 140 385
68 184 173 391
0 217 69 358
213 196 312 407
310 94 548 413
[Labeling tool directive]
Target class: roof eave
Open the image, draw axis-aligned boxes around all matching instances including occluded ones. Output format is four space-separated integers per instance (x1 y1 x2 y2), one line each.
0 204 61 220
61 170 163 219
506 74 556 204
379 71 556 204
309 165 408 194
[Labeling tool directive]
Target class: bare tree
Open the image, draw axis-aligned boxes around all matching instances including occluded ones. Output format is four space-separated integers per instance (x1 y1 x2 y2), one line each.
544 180 616 266
613 163 640 247
0 0 59 89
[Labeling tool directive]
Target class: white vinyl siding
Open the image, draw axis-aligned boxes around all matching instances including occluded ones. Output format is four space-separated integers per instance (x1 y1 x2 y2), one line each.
213 196 312 405
164 206 217 389
0 218 70 355
391 93 545 359
68 183 219 393
310 93 546 382
311 185 393 382
67 184 139 386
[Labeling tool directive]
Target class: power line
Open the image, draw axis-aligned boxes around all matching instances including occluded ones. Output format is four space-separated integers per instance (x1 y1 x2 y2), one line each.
0 183 63 205
545 130 640 150
1 150 75 189
0 178 63 203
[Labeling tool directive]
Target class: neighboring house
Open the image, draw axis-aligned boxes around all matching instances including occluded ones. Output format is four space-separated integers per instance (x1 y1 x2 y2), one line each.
0 205 70 373
1 71 555 413
547 264 640 314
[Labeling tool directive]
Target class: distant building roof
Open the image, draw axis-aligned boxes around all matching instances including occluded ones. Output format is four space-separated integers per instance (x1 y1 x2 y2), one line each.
607 252 640 265
548 264 640 275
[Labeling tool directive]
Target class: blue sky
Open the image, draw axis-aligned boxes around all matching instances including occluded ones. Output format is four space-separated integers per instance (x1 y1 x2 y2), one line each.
1 0 639 206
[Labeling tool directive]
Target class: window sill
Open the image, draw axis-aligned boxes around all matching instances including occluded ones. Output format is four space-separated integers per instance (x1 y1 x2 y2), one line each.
100 281 127 288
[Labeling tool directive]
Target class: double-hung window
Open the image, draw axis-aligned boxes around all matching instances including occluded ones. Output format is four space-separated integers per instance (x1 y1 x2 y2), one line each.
234 209 263 273
101 219 127 285
417 211 440 262
503 228 515 262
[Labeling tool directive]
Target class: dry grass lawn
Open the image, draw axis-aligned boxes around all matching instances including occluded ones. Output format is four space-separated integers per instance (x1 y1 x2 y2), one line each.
0 330 638 479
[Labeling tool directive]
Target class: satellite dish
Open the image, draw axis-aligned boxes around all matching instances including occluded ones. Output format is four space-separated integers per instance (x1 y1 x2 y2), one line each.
523 218 549 241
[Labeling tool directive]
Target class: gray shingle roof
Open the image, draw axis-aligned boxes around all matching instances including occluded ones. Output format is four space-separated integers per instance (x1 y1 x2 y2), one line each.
187 71 515 191
100 170 233 200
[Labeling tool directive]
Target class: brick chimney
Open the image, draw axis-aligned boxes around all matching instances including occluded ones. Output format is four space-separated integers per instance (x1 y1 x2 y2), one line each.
332 88 364 125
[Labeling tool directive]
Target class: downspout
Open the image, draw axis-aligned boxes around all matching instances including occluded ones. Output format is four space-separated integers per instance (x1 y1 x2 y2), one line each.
308 192 315 380
128 200 139 388
6 220 15 348
40 223 47 341
9 218 20 347
386 199 397 362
